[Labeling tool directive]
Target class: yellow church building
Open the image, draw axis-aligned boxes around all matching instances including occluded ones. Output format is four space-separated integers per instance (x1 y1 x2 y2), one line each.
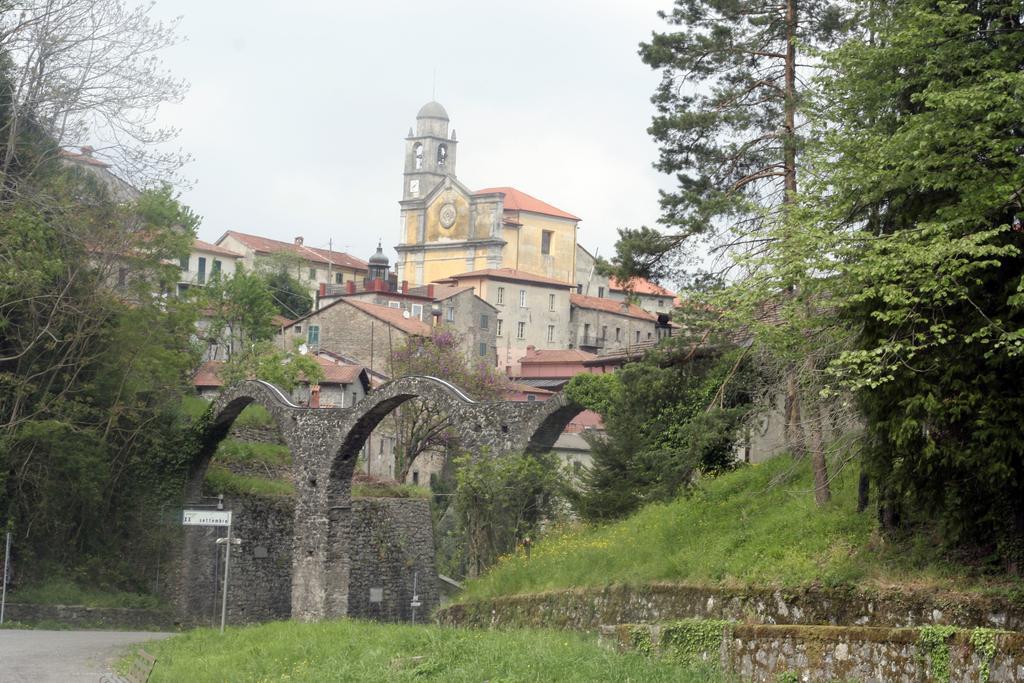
394 101 581 287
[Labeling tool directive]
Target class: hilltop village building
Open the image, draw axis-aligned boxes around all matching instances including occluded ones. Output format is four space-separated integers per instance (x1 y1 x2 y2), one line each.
216 230 368 297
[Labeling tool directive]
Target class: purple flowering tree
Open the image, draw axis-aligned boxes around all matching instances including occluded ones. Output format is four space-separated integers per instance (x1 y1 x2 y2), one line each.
388 328 509 482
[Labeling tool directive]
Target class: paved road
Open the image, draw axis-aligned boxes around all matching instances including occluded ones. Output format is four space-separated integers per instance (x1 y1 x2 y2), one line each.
0 629 173 683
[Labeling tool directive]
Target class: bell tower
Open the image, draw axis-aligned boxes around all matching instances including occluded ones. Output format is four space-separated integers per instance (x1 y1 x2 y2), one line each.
403 101 458 201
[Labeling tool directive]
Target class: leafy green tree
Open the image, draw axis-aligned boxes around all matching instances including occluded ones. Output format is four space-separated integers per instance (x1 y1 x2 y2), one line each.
786 0 1024 565
198 265 277 359
622 0 848 280
0 179 202 585
264 270 312 320
614 0 855 504
452 451 563 577
565 345 753 521
197 266 321 390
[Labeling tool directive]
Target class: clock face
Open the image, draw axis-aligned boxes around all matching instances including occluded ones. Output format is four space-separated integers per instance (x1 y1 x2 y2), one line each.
439 202 457 229
409 179 420 196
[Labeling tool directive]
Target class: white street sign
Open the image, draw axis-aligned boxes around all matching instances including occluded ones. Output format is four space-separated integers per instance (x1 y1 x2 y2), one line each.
182 509 232 527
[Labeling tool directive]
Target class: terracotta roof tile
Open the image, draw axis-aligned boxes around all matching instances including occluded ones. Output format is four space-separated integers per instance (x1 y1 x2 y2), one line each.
474 187 581 221
193 361 224 387
443 267 574 288
341 299 433 336
506 382 555 395
570 293 658 321
609 276 675 298
520 348 599 364
219 230 368 270
60 148 110 168
312 355 365 384
193 239 245 258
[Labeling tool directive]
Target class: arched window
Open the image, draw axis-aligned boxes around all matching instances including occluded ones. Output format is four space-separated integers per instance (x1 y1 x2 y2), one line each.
437 143 447 167
413 143 424 170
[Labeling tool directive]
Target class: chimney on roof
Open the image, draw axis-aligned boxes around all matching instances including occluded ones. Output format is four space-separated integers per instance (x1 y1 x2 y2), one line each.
310 384 320 409
294 236 304 246
526 345 535 355
80 145 94 157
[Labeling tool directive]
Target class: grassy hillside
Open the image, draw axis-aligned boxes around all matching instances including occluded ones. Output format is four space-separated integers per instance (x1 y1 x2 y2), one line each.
133 619 714 682
461 455 1015 603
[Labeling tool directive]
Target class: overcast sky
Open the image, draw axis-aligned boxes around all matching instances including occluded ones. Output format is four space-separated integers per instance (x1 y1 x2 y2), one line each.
148 0 675 269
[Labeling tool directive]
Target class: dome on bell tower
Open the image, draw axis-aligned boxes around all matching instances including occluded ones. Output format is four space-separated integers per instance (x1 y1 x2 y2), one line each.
416 100 449 120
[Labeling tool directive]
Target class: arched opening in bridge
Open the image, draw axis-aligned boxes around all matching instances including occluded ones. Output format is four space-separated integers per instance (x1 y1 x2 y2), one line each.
522 397 592 482
180 389 296 625
321 382 455 620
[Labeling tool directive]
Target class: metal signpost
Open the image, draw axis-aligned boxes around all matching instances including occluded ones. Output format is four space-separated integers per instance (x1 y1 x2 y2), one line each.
0 531 10 625
410 570 420 624
183 509 239 634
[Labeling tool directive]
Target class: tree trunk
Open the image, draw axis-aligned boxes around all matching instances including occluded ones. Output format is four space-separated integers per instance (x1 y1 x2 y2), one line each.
809 401 831 506
857 470 870 513
783 0 798 201
784 371 806 458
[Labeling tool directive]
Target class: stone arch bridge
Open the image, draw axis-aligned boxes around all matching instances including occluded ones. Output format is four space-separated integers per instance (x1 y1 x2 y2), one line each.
182 376 584 622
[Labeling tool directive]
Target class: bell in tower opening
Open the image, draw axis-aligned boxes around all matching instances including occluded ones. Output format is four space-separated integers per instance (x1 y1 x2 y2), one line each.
403 100 458 202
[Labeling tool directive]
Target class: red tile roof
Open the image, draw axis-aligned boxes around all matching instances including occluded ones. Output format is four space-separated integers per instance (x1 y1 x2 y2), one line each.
192 357 365 389
193 238 245 258
219 230 368 271
520 348 599 364
60 148 110 168
337 299 433 336
443 267 574 289
506 382 556 395
475 187 581 221
312 355 365 385
609 276 675 298
570 293 658 321
194 361 224 387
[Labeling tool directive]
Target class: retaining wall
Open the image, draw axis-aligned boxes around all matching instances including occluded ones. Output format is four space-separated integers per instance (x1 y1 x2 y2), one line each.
602 622 1024 682
436 583 1024 631
0 603 176 630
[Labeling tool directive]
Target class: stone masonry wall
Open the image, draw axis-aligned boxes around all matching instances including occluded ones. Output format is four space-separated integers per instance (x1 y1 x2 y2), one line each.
340 498 439 623
603 622 1024 682
0 603 177 629
436 583 1024 631
172 494 295 627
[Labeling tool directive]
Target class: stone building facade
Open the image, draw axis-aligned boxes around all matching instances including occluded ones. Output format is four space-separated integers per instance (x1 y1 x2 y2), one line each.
216 230 367 298
437 268 576 374
569 293 666 354
280 298 430 378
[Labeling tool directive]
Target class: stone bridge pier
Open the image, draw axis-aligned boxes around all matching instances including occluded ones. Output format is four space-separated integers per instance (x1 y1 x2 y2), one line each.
183 376 582 622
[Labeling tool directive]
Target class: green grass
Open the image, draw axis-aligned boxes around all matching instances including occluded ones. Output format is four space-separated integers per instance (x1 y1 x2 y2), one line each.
233 403 275 427
9 577 165 609
181 395 211 420
182 396 276 429
204 464 295 498
132 619 718 682
460 455 1015 602
214 438 291 467
351 481 430 499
